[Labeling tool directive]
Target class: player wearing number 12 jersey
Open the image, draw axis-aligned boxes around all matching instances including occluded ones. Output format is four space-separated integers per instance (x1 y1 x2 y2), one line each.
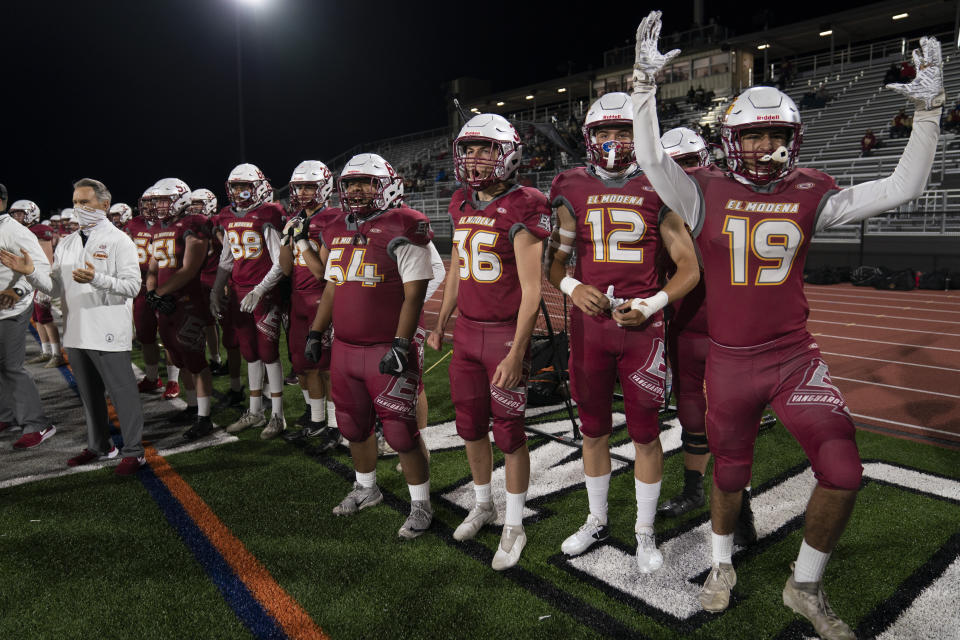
212 163 288 439
546 93 700 573
429 114 550 570
633 12 943 635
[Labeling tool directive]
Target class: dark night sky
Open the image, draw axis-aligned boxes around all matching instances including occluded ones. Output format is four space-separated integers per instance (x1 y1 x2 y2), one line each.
3 0 873 213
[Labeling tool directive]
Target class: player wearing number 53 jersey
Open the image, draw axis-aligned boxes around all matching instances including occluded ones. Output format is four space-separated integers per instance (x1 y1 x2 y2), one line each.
429 114 550 571
546 93 700 573
308 153 435 540
212 163 288 439
633 12 943 634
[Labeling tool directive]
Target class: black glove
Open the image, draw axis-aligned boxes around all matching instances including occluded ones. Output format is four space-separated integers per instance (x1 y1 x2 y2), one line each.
146 290 161 310
286 214 306 244
378 337 410 375
157 294 177 315
305 330 325 363
293 218 310 243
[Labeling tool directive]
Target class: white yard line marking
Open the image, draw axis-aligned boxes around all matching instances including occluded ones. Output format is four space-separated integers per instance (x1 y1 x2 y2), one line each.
851 414 960 439
821 351 960 373
808 299 959 315
806 291 960 307
809 308 960 325
808 319 960 337
832 376 960 399
812 334 960 353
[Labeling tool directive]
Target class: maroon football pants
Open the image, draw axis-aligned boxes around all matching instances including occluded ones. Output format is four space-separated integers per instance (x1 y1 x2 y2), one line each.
289 289 330 374
668 326 709 441
157 288 211 374
229 286 281 363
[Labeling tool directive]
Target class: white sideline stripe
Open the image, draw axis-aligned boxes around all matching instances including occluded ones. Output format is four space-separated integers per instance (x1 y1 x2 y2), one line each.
0 432 240 490
852 413 960 438
808 319 960 337
808 299 959 315
810 308 960 325
832 376 960 399
863 462 960 501
807 291 960 307
877 556 960 640
821 351 960 373
812 334 960 353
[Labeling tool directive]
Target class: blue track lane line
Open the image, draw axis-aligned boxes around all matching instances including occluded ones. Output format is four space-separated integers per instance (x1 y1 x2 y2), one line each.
137 463 288 640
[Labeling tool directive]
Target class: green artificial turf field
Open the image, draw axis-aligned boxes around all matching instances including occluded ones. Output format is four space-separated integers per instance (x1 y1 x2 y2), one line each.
1 338 957 640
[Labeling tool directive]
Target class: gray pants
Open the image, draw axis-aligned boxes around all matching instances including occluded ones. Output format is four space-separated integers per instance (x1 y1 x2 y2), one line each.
66 347 144 458
0 307 49 432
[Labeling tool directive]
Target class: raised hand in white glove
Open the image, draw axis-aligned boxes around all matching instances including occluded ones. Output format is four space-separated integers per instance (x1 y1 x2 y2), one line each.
240 288 263 313
886 36 945 110
634 10 681 87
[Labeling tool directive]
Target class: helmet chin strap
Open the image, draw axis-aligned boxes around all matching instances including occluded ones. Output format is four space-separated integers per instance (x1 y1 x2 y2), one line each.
760 146 789 163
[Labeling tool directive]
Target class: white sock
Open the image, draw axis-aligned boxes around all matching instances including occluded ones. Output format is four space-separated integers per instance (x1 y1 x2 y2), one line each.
356 470 377 488
50 342 61 355
183 389 197 407
712 531 734 565
474 482 492 505
197 396 211 417
301 389 310 404
145 363 159 380
504 490 526 527
271 394 284 417
249 395 263 413
634 478 662 531
585 472 611 525
264 361 283 394
247 360 264 391
41 342 51 355
230 376 242 392
167 365 180 383
309 397 326 422
794 539 831 583
408 480 430 503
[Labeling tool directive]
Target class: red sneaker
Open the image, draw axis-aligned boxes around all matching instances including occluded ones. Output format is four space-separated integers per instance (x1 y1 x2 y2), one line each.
162 381 180 400
114 456 146 476
67 446 118 467
138 377 163 393
12 426 56 450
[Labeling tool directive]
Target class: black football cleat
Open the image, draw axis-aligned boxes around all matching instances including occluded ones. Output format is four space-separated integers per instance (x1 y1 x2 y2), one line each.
658 469 706 517
183 416 214 441
734 488 758 547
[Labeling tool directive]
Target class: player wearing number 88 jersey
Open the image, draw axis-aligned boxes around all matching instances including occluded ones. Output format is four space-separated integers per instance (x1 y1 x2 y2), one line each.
545 93 701 569
632 13 943 628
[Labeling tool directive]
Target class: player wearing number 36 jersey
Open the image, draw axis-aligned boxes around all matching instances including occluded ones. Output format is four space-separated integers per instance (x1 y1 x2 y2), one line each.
633 11 943 634
429 113 551 571
546 93 700 573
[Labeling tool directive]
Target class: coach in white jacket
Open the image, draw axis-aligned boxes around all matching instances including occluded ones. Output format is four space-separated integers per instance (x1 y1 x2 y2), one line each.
1 178 146 475
0 184 56 449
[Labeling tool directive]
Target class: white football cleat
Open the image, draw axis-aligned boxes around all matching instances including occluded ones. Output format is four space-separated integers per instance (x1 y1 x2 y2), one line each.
453 502 496 541
561 513 610 556
635 528 664 574
492 524 526 571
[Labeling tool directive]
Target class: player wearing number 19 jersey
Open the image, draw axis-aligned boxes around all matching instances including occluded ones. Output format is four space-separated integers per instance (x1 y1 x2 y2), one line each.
429 114 550 570
633 13 943 633
212 163 288 439
546 93 700 573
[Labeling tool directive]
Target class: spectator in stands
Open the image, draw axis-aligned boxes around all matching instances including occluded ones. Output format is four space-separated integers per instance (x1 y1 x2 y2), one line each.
860 129 880 156
814 85 832 107
883 63 900 85
890 109 912 138
780 60 794 88
799 90 816 109
699 123 713 142
899 60 916 82
435 167 447 182
945 103 960 133
687 86 696 104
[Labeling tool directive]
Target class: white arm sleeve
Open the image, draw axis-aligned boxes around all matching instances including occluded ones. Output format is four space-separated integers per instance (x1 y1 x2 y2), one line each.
425 241 446 301
816 108 942 232
631 86 703 231
394 243 435 283
253 226 284 293
218 235 235 271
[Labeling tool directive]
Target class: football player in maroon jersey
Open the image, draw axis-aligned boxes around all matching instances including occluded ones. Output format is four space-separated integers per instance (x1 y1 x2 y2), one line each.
146 178 216 440
655 127 757 547
545 97 700 573
306 153 435 539
633 11 943 634
9 200 64 368
211 163 288 439
279 160 337 445
127 186 179 395
428 114 550 570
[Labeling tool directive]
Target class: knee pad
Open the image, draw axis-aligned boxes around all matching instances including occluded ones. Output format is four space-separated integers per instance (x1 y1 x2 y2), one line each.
492 419 526 454
626 410 659 444
381 420 419 453
336 413 372 444
712 457 752 493
676 392 706 435
813 437 863 491
681 430 710 456
579 415 613 439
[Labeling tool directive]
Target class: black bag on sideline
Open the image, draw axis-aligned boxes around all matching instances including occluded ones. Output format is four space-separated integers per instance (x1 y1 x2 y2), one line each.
918 269 948 290
875 269 916 291
527 332 569 407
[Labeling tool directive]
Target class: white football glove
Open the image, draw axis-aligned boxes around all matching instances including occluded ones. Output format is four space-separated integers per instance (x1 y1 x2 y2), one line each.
240 288 263 313
886 36 945 111
634 10 681 87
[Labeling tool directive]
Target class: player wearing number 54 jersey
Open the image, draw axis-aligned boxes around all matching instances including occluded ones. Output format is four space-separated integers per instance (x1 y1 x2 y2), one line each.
633 11 944 635
546 93 700 573
429 114 550 570
212 163 288 439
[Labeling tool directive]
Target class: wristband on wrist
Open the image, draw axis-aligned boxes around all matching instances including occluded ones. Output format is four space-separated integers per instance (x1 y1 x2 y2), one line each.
393 336 411 352
558 228 576 239
558 243 573 254
630 290 669 315
559 276 582 297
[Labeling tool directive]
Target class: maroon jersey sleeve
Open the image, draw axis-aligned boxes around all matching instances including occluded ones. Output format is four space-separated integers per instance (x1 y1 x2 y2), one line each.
29 224 56 242
292 209 334 292
508 186 551 242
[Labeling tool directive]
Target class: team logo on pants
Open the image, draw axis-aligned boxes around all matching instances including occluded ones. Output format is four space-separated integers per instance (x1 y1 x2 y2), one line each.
627 338 666 403
490 384 527 417
786 359 849 415
256 305 282 342
376 372 418 417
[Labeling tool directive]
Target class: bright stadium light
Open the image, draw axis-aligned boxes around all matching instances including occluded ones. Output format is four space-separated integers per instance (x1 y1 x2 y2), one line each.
892 13 908 20
471 107 481 114
235 0 268 7
757 44 770 50
525 95 535 100
819 30 833 37
557 87 567 93
496 101 505 106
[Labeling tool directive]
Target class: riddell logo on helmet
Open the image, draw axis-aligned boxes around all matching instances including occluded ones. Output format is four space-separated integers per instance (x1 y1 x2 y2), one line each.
601 115 625 119
757 115 782 121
